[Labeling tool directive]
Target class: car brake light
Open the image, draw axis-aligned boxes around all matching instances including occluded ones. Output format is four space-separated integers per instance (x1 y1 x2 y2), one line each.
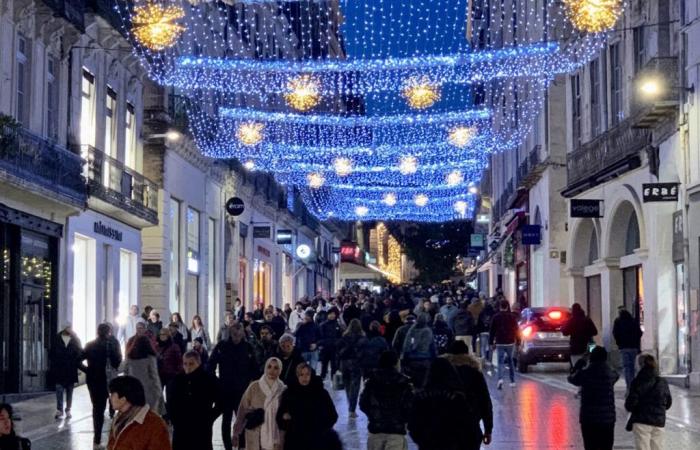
522 325 535 339
548 310 563 321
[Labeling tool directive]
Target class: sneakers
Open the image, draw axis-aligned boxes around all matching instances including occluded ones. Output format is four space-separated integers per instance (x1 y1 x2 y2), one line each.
65 409 72 419
54 410 63 419
497 379 503 390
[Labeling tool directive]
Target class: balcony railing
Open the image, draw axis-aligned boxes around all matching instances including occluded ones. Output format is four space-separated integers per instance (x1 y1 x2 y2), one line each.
566 116 651 188
76 145 158 224
0 124 87 205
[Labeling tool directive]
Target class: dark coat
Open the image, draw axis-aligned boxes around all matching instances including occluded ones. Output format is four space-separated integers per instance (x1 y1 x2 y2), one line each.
432 321 454 355
0 435 31 450
81 337 122 396
276 376 338 450
156 340 183 387
408 388 472 450
567 360 619 424
319 319 343 349
442 353 493 435
208 340 259 407
453 310 473 336
273 348 305 387
49 333 82 386
624 367 672 428
359 368 413 435
613 311 643 350
489 311 519 345
146 320 162 338
562 314 598 354
391 323 413 355
337 334 368 373
477 304 496 334
360 333 389 373
295 321 321 353
166 366 222 450
342 304 361 326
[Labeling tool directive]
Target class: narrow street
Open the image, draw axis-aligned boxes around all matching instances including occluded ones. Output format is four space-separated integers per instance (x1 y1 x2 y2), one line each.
14 364 700 450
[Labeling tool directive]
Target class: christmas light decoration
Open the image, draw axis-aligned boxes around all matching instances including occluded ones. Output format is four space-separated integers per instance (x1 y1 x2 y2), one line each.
398 156 418 175
132 3 185 51
284 75 321 112
333 157 353 177
236 122 264 147
402 76 441 110
383 193 397 207
307 172 326 189
355 206 369 218
243 160 255 171
446 170 464 186
564 0 623 33
448 126 478 148
414 194 429 207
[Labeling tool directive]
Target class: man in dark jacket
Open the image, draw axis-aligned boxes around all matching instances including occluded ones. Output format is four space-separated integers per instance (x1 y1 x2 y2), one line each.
295 310 322 371
361 321 390 377
319 308 343 379
562 303 598 367
208 323 258 450
49 323 82 419
567 346 619 450
360 350 414 450
167 351 222 450
391 313 416 356
252 307 286 341
453 301 473 344
613 307 643 392
273 333 305 387
489 300 519 389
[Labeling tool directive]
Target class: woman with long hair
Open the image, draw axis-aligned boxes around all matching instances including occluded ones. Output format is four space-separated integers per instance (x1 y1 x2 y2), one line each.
233 357 286 450
337 318 368 418
122 334 164 415
170 312 189 342
190 315 211 350
0 403 30 449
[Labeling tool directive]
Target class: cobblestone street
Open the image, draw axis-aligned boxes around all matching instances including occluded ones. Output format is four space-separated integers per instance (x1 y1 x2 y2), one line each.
11 363 700 449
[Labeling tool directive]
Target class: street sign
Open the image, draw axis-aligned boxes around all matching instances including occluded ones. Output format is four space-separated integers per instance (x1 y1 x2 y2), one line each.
276 229 293 245
521 224 542 245
570 199 603 218
225 197 245 216
470 234 485 249
253 226 271 239
642 183 679 202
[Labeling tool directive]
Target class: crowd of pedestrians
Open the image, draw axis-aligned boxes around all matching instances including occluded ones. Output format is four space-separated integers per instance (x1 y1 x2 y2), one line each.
2 283 675 450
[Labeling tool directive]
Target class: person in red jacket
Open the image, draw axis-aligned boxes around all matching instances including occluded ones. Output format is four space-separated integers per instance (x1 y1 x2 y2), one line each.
156 328 183 390
107 376 171 450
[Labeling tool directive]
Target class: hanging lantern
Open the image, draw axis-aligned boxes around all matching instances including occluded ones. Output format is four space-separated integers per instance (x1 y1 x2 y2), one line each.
398 155 418 175
401 77 441 110
563 0 623 33
448 126 477 148
132 3 186 51
284 75 321 111
236 122 264 146
333 157 353 177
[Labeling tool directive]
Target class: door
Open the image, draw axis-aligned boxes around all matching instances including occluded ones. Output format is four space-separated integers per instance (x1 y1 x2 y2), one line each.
676 263 689 373
586 275 602 337
21 284 47 392
623 266 644 331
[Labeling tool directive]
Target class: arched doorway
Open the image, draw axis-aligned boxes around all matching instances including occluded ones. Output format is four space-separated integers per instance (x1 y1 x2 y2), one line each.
571 219 602 332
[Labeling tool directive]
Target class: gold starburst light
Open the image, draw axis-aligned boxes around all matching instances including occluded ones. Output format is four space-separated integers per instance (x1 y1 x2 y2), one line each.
284 75 321 112
448 126 477 148
564 0 622 33
236 122 264 146
132 3 186 51
401 77 441 110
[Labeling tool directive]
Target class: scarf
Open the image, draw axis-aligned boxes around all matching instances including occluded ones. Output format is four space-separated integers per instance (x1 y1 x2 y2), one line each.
257 375 285 449
110 405 142 442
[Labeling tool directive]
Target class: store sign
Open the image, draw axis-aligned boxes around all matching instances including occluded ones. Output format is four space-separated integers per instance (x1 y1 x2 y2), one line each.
570 199 603 218
521 225 542 246
476 214 490 224
296 244 311 259
470 234 485 249
225 197 245 216
276 229 293 245
142 264 162 278
643 183 679 202
94 221 122 241
253 226 271 239
340 242 364 264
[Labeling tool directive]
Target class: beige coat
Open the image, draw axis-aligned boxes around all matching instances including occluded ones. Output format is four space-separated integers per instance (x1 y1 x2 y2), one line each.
122 356 164 414
233 380 285 450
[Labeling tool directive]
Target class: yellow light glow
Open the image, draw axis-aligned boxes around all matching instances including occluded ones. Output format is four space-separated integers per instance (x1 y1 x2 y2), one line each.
376 223 402 284
355 206 369 217
307 172 325 189
383 192 397 206
132 3 186 51
454 200 468 215
448 126 477 148
414 194 429 207
333 157 353 177
639 78 662 97
398 155 418 175
236 122 265 146
243 160 255 170
284 75 321 112
469 184 479 194
564 0 622 33
446 170 464 186
401 77 441 110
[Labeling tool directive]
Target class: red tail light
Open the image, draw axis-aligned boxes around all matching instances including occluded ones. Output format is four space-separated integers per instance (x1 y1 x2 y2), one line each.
548 310 563 321
522 325 535 339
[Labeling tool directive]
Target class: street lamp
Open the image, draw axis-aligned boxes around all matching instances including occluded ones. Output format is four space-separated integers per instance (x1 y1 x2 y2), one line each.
638 76 694 99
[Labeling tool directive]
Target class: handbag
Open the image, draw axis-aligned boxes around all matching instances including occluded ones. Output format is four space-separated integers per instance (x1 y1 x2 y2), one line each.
245 408 265 430
332 371 345 391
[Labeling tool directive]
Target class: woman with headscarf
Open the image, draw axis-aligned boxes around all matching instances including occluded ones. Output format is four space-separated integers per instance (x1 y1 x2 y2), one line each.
276 362 338 450
233 357 286 450
401 313 436 388
408 358 473 450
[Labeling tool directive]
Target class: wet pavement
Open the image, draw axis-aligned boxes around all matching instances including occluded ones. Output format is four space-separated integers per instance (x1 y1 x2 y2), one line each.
12 362 700 449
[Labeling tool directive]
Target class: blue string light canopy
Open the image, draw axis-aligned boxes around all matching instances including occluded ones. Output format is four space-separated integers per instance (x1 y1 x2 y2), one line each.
115 0 622 222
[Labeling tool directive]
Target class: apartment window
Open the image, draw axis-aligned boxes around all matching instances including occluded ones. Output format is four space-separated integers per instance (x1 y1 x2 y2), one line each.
590 59 601 136
633 26 646 73
125 102 137 170
169 198 181 314
16 35 29 125
610 43 623 125
187 207 200 274
105 87 117 159
80 69 96 146
46 56 59 140
207 218 216 335
571 73 582 148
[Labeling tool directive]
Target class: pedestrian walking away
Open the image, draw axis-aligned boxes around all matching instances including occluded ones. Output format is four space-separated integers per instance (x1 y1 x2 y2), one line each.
337 318 368 417
401 313 436 389
49 322 83 420
562 303 598 368
489 300 519 389
613 306 643 393
122 334 164 415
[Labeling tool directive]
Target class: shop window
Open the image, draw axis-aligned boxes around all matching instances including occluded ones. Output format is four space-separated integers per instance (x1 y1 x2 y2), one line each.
625 213 640 255
72 234 96 344
187 207 200 274
118 250 137 329
170 198 181 314
16 35 30 125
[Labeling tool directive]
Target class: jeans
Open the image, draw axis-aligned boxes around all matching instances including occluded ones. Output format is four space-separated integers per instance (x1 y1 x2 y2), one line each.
479 332 491 362
221 392 244 450
88 387 108 445
496 344 515 383
302 350 320 373
343 369 362 413
581 422 615 450
620 348 638 392
633 423 665 450
367 433 408 450
56 383 74 412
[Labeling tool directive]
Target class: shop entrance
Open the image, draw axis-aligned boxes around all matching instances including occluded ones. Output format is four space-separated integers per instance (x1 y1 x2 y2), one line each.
623 265 644 331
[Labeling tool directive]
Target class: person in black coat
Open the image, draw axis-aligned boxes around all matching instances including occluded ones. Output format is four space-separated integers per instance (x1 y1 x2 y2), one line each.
567 346 619 450
613 307 643 392
167 351 222 450
624 353 672 448
407 358 473 450
49 323 83 419
360 321 389 378
208 323 259 450
562 303 598 366
442 341 493 449
0 403 30 450
360 350 414 450
81 323 122 448
319 308 343 380
337 319 368 417
273 334 306 387
276 362 338 450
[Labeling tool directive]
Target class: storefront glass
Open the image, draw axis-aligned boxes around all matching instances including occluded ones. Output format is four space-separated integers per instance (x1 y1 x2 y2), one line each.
118 249 137 325
253 258 271 306
72 234 96 344
169 198 181 314
623 265 644 331
676 263 689 372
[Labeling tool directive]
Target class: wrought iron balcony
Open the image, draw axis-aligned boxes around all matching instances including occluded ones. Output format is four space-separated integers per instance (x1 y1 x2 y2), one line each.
40 0 85 32
0 124 87 206
77 145 158 227
564 117 651 197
